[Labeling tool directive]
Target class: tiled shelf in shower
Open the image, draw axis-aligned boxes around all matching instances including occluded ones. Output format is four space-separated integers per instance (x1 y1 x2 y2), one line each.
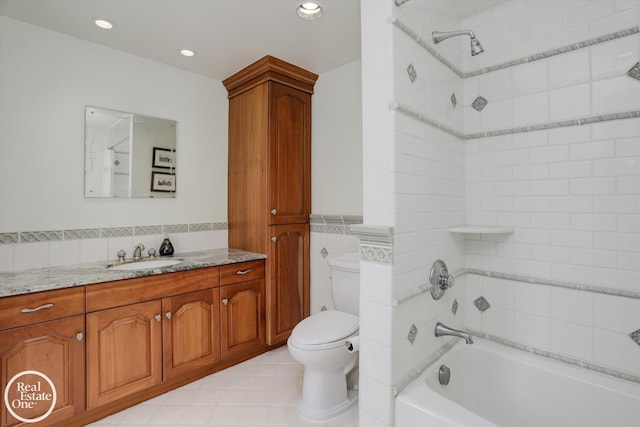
448 225 514 234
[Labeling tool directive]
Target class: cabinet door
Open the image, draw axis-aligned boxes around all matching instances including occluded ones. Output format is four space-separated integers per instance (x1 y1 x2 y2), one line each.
86 300 162 409
163 289 220 380
267 223 310 345
0 315 84 427
220 279 265 359
267 82 311 225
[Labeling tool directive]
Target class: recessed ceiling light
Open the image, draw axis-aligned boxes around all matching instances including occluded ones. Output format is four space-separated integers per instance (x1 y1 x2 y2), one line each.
93 19 114 30
296 2 323 20
180 49 196 57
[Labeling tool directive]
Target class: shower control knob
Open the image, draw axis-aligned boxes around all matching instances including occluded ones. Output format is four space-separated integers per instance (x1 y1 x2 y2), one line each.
440 274 455 289
429 259 454 300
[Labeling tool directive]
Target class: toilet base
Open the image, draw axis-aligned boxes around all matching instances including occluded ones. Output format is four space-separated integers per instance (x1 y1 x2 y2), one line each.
297 388 358 423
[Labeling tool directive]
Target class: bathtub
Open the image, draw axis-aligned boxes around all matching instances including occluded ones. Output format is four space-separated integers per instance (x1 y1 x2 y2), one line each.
395 339 640 427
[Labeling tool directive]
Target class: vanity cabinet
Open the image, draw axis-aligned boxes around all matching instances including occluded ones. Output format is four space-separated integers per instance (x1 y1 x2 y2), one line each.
220 261 266 359
85 268 219 409
162 288 220 380
86 300 162 409
0 256 267 426
224 55 317 345
0 287 85 427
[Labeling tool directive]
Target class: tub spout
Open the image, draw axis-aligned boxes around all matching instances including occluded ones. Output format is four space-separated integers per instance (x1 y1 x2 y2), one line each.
435 322 473 344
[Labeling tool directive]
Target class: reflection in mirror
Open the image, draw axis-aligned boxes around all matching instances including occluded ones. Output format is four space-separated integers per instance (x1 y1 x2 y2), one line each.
84 106 177 198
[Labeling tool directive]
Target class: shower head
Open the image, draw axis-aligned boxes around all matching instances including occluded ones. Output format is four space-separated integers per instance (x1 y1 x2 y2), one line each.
470 36 484 56
432 30 484 56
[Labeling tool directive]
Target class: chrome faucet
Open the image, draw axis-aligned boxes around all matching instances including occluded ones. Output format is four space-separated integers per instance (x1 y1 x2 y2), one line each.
434 322 473 344
133 243 145 260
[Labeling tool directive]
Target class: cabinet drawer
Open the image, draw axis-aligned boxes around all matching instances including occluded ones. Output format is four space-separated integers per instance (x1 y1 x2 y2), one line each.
220 260 265 285
0 286 85 330
87 267 219 312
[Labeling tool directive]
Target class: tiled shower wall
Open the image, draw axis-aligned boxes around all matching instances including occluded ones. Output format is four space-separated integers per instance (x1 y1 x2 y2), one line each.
460 0 640 380
360 1 639 425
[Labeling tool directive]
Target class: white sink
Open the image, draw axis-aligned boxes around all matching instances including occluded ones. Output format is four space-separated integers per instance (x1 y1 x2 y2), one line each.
107 259 183 271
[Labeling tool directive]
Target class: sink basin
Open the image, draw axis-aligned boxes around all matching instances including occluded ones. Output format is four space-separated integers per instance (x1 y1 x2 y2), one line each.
107 259 183 271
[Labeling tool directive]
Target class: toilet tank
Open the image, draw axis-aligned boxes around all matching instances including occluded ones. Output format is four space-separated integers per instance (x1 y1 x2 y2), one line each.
328 252 360 316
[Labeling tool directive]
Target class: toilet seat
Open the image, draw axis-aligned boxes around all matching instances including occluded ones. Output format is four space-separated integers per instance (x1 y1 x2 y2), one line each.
290 310 359 351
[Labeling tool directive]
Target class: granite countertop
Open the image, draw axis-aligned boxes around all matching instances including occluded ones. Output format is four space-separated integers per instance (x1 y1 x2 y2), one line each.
0 248 266 298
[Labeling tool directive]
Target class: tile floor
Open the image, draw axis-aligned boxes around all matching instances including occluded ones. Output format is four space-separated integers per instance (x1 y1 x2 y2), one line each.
87 346 359 427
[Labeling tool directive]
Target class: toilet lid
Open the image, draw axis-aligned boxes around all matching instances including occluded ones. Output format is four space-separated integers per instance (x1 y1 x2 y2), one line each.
290 310 359 346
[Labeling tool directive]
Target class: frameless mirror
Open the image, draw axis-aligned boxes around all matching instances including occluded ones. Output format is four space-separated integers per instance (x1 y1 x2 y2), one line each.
84 106 177 198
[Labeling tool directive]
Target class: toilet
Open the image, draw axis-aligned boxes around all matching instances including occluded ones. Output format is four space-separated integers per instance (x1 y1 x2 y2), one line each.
287 252 360 422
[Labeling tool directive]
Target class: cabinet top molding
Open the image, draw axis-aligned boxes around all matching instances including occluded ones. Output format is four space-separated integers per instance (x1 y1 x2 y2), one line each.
223 55 318 98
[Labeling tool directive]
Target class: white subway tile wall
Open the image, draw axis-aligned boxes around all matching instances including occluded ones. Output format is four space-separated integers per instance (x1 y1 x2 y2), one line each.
362 0 639 425
460 0 640 379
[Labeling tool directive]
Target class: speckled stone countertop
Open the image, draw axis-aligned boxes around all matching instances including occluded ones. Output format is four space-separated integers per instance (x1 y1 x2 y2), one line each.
0 248 266 298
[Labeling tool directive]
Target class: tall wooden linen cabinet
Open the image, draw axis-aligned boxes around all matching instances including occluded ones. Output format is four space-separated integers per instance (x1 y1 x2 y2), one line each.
223 56 317 346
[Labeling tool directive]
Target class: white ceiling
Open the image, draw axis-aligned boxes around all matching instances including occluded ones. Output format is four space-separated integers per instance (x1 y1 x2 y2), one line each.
0 0 505 81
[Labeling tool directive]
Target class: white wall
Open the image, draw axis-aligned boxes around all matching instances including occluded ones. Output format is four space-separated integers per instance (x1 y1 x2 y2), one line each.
312 60 363 216
0 16 365 272
0 16 228 232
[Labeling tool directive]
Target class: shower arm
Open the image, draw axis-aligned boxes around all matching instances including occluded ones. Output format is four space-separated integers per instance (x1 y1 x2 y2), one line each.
432 30 478 44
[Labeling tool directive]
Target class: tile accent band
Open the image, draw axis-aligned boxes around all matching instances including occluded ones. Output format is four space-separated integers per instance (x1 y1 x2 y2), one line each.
391 102 640 140
2 214 361 246
0 222 228 245
467 329 640 384
391 15 639 79
466 268 640 300
393 325 640 396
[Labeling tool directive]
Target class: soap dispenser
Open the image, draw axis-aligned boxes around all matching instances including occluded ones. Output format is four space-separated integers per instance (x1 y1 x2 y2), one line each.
159 234 175 256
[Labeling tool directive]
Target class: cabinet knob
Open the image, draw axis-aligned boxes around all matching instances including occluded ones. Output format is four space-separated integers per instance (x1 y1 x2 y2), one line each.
222 298 228 306
165 312 172 320
271 237 277 243
76 332 84 342
155 314 161 322
271 209 276 215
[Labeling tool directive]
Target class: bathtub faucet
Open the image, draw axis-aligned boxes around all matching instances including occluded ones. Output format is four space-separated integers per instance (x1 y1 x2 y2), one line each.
434 322 473 344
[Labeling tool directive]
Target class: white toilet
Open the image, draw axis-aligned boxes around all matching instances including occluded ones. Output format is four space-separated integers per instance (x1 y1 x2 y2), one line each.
287 252 360 422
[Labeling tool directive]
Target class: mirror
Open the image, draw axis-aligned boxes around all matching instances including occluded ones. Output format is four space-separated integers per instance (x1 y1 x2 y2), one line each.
84 106 177 198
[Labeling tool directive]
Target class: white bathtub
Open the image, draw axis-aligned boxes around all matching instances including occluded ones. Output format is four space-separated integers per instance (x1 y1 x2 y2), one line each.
395 339 640 427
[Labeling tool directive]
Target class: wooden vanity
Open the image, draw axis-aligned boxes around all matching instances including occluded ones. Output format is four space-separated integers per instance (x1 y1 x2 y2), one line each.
0 254 269 427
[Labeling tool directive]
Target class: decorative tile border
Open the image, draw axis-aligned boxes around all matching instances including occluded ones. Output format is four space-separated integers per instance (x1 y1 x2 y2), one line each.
466 268 640 300
391 102 465 139
392 102 640 141
64 228 100 240
391 15 639 79
20 230 63 243
465 110 640 140
390 16 464 78
465 27 640 78
0 222 229 245
350 224 394 265
467 329 640 384
309 214 363 235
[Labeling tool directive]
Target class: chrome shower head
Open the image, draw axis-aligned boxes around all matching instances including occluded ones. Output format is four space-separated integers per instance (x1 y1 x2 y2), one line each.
470 36 484 56
432 30 484 56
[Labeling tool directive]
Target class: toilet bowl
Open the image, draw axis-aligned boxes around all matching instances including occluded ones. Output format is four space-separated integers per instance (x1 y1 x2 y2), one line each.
287 253 360 422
